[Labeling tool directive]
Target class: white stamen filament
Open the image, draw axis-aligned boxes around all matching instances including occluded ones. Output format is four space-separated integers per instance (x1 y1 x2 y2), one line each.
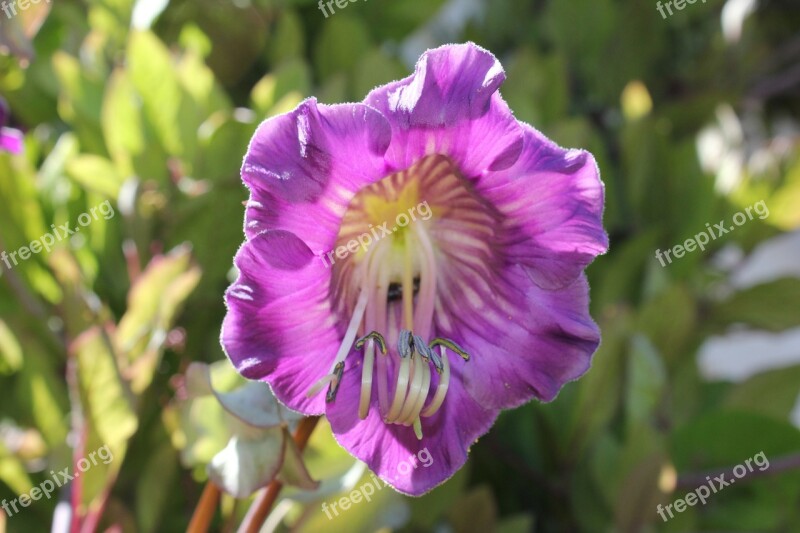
398 353 425 423
402 235 415 329
386 356 411 422
330 287 370 372
413 223 438 339
422 346 450 417
306 374 336 398
402 360 431 426
359 242 389 417
375 265 391 415
359 339 375 419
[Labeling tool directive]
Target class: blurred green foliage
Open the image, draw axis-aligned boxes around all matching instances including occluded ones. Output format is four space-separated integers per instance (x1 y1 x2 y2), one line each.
1 0 799 531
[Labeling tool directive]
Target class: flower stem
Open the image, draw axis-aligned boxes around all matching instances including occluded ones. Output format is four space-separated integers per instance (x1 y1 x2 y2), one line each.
237 416 321 533
187 481 221 533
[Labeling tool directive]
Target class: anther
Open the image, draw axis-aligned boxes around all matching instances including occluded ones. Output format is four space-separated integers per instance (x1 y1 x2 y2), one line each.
326 362 345 403
397 330 413 358
413 334 432 362
429 338 470 361
427 347 444 374
355 331 388 355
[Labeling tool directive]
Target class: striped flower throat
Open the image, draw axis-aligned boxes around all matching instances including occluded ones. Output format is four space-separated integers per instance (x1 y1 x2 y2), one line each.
307 155 486 440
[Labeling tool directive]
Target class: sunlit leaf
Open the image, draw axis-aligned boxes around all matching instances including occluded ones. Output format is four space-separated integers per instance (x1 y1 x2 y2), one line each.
709 278 800 332
0 319 22 375
278 426 319 491
117 245 200 393
208 429 284 498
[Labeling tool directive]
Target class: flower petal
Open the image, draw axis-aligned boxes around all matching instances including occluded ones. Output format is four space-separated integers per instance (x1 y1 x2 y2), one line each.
221 229 339 415
242 98 393 253
479 130 608 289
436 264 600 409
0 127 23 154
365 42 524 178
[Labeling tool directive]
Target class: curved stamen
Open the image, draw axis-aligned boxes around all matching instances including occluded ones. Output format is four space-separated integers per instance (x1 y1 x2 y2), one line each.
413 417 423 440
413 334 432 362
429 337 471 361
413 223 438 339
429 348 444 374
355 331 388 354
306 374 336 398
402 361 431 428
422 346 450 417
375 266 391 415
359 341 375 419
397 330 413 358
363 242 389 418
398 353 425 422
386 356 411 422
326 361 345 403
402 237 415 329
329 288 370 371
307 252 376 402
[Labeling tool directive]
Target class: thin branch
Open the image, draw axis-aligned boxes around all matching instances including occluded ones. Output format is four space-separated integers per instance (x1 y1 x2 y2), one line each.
187 481 222 533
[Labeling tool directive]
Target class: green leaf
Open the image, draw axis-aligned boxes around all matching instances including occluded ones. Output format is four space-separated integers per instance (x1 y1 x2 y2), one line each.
74 327 138 456
625 334 666 428
164 393 229 469
15 340 69 448
127 31 186 157
352 49 407 101
207 428 285 498
503 49 568 127
185 362 298 428
724 365 800 421
52 51 106 153
447 486 497 533
708 278 800 331
136 441 179 533
313 15 370 82
0 319 23 375
277 426 319 491
637 284 696 364
195 111 258 182
268 9 305 66
496 515 536 533
65 155 125 199
117 245 201 393
0 441 33 496
569 309 631 455
671 411 800 470
250 59 311 117
614 449 667 533
102 69 144 176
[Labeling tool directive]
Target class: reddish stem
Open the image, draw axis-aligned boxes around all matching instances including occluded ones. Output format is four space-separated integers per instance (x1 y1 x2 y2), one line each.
187 481 222 533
